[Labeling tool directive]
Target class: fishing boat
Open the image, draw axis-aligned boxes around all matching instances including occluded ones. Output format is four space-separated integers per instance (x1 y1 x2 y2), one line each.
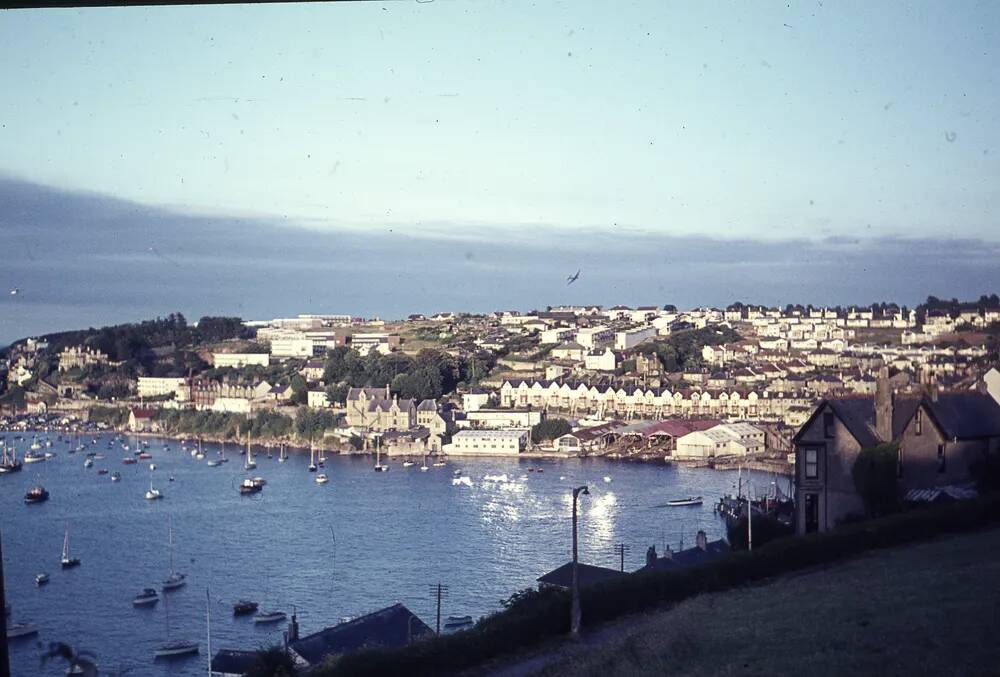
133 588 160 606
61 524 81 568
315 473 329 484
373 437 388 472
35 572 50 586
162 520 187 591
233 600 258 616
666 496 703 507
6 622 39 640
238 478 262 495
24 486 49 504
253 610 286 624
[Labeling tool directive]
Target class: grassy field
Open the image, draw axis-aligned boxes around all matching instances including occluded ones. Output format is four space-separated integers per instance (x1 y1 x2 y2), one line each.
536 528 1000 677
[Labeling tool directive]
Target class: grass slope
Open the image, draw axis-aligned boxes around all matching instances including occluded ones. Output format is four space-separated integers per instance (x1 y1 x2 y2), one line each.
540 528 1000 677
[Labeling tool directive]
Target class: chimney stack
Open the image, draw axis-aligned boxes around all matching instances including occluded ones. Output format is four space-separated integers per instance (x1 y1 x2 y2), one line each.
696 530 708 551
875 366 893 442
929 372 939 402
646 545 657 567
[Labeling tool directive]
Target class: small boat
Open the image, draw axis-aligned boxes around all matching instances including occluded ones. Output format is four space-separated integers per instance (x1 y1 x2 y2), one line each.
206 459 221 467
133 588 160 606
138 453 153 460
666 496 703 507
402 459 415 468
23 451 46 464
153 640 199 659
238 478 262 495
233 600 258 616
253 610 286 624
149 463 156 471
84 458 94 468
24 486 50 504
432 460 446 467
145 480 163 500
35 572 50 586
162 521 187 591
308 441 317 472
6 622 39 640
111 472 121 482
603 476 612 483
315 473 328 484
61 524 81 568
443 615 474 633
97 469 109 476
123 457 138 465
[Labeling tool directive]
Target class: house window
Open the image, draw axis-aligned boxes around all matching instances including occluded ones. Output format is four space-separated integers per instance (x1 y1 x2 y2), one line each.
804 448 819 479
937 444 946 473
915 409 923 435
823 412 834 438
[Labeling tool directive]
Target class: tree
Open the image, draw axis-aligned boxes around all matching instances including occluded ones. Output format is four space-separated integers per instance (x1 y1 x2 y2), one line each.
245 646 297 677
531 418 572 444
289 374 308 405
851 442 901 517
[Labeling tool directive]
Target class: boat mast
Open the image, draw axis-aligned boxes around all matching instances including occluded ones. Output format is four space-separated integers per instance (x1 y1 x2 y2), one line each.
62 524 69 561
205 588 212 677
168 520 174 577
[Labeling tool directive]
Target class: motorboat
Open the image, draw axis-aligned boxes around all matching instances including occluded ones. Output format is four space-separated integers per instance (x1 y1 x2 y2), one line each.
162 572 187 591
666 496 703 507
402 459 415 468
98 469 109 476
145 482 163 500
253 610 286 624
232 600 258 616
238 478 262 495
24 486 50 504
123 457 138 465
149 463 156 471
84 458 93 468
153 641 199 659
206 459 221 467
315 473 329 484
110 472 121 482
23 451 46 464
35 572 50 586
6 622 39 640
133 588 160 606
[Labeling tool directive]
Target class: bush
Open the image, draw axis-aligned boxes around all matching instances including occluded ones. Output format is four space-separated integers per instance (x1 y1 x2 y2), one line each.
852 442 901 517
726 514 794 551
970 454 1000 494
318 493 1000 677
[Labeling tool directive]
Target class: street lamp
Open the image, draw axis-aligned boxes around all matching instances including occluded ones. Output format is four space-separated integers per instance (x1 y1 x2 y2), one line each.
571 485 589 638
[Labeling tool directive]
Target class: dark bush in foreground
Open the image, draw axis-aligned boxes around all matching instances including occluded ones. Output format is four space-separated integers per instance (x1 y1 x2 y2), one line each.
726 514 794 551
320 493 1000 677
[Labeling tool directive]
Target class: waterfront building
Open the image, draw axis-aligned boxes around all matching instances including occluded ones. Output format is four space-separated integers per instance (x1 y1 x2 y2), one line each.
137 376 186 399
345 386 416 431
212 352 269 368
444 429 528 456
127 407 158 432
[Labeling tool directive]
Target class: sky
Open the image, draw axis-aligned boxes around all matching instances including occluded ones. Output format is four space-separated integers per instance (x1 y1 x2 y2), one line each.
1 1 999 342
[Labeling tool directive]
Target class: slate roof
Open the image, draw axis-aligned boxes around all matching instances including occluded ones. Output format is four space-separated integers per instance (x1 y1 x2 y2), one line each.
646 538 731 570
416 399 438 412
926 392 1000 439
536 562 627 590
290 603 432 665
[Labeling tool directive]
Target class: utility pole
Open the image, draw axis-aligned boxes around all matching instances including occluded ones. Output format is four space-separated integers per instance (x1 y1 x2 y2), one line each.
614 543 630 573
571 485 589 638
428 583 448 635
748 484 753 552
1 530 10 677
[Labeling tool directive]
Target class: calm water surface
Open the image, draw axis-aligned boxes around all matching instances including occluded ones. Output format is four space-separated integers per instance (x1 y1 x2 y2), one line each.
1 432 778 675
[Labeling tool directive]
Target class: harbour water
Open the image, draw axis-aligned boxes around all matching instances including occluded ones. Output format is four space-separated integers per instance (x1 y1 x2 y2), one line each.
1 432 776 675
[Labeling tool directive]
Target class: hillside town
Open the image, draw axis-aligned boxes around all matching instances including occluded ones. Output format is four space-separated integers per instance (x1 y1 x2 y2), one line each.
2 297 998 478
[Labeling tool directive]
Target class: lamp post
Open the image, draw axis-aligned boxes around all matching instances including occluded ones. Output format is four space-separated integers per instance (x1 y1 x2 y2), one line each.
571 485 589 638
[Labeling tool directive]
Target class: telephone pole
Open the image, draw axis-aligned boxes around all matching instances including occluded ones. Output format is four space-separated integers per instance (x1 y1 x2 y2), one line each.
613 543 630 573
428 583 448 635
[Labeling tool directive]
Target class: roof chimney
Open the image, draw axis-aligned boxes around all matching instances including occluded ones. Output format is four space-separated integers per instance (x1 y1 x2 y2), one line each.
696 530 708 551
875 366 893 441
646 545 657 567
385 383 390 399
929 372 939 402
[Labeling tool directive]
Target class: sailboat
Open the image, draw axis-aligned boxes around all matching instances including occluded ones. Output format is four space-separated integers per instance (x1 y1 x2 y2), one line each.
317 443 326 467
308 440 317 472
162 521 187 591
61 524 81 568
0 442 21 474
244 431 256 471
194 438 205 461
402 458 415 468
373 436 388 472
278 443 287 463
315 473 329 484
145 472 163 500
419 454 430 472
153 585 199 659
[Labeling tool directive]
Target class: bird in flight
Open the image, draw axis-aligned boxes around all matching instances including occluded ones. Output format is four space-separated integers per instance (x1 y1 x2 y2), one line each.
566 269 581 285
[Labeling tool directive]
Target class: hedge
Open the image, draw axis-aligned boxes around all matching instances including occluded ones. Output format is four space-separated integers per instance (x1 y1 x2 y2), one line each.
320 493 1000 677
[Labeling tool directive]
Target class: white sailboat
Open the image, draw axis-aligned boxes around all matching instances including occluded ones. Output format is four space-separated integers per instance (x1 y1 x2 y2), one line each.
419 454 430 472
194 438 205 461
315 473 329 484
373 436 388 472
145 472 163 500
278 443 287 463
162 520 187 591
153 585 198 659
244 431 256 471
61 523 81 568
308 440 317 472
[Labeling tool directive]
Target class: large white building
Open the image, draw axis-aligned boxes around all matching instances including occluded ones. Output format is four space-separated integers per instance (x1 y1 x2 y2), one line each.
540 327 575 344
674 423 765 459
137 377 187 399
458 409 543 430
614 326 657 350
270 337 317 358
444 429 528 456
575 326 614 349
212 353 270 368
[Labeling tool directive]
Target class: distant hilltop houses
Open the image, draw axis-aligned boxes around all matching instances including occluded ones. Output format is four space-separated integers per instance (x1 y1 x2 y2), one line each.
0 299 997 465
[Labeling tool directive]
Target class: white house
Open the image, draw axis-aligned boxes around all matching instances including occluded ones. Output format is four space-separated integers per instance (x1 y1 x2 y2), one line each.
212 353 270 368
444 429 528 456
137 377 186 399
575 326 614 349
308 390 331 408
614 326 657 350
584 348 617 372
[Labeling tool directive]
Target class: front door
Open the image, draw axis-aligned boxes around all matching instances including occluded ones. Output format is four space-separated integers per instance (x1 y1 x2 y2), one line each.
804 493 819 533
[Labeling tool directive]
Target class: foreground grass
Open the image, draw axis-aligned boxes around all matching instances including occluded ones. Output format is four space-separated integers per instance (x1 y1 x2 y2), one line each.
540 528 1000 677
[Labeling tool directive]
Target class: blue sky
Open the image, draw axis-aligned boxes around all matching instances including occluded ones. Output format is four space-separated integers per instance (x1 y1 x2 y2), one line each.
1 1 999 343
1 0 997 240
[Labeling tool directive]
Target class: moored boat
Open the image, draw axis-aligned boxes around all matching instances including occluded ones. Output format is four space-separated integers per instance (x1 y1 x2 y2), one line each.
153 640 199 659
232 600 258 616
133 588 160 606
253 610 286 624
6 622 39 640
315 473 328 484
24 486 49 504
61 524 81 568
666 496 703 507
35 572 50 586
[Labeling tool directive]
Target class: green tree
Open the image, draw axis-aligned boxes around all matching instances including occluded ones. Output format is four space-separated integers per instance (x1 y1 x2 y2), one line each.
531 418 572 444
851 442 902 517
